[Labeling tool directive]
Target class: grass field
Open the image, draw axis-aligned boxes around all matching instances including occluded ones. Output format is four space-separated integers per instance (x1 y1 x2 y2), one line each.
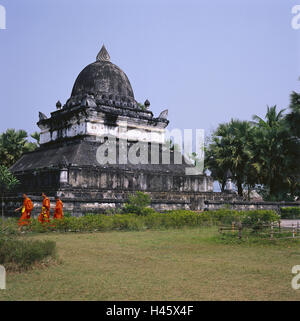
1 227 300 301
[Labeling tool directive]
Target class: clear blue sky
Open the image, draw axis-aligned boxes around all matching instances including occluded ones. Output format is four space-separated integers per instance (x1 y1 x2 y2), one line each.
0 0 300 138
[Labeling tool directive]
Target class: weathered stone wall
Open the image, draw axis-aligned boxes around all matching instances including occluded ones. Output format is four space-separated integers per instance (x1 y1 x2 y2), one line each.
204 200 300 213
2 190 239 217
39 104 168 145
68 167 213 193
13 169 61 193
4 191 300 218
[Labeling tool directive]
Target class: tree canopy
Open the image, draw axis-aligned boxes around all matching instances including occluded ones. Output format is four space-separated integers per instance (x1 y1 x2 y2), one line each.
0 129 39 168
206 96 300 201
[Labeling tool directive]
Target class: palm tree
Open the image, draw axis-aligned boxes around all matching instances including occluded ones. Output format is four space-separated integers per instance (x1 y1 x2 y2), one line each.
205 139 228 192
251 105 291 199
31 132 40 146
286 91 300 138
252 105 285 127
285 92 300 199
205 120 254 196
0 129 38 168
206 103 299 201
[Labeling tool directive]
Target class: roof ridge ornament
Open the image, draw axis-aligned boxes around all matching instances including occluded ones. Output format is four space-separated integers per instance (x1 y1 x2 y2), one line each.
96 44 111 62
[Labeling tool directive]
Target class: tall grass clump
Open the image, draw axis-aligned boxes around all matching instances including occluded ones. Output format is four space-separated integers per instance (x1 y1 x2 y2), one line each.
0 236 56 271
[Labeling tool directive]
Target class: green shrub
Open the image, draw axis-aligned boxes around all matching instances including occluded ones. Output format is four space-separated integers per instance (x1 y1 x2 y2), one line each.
242 210 280 226
64 212 72 218
104 207 122 216
146 210 213 229
123 192 151 215
141 207 157 216
111 214 145 231
206 209 241 225
280 207 300 219
204 209 279 226
0 237 56 271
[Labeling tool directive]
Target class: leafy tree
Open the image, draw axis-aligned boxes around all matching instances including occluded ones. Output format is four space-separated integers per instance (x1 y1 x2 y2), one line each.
0 129 38 168
189 152 201 166
251 106 293 200
206 103 300 200
205 120 254 196
137 102 146 111
31 132 40 146
205 136 228 192
286 91 300 138
165 138 181 152
123 191 151 215
0 166 19 230
285 92 300 199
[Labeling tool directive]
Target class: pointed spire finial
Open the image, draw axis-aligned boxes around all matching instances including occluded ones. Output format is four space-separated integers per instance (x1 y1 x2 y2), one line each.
96 44 110 62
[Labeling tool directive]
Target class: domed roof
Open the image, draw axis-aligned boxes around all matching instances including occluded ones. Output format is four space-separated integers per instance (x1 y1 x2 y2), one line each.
70 45 135 103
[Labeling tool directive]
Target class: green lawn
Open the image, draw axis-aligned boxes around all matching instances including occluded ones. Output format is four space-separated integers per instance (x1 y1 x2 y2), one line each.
1 227 300 301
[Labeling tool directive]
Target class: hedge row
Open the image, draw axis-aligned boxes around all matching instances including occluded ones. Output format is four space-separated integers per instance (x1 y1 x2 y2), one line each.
280 207 300 219
1 209 280 234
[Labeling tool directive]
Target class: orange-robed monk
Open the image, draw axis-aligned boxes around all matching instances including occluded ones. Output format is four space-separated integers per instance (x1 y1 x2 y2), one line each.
38 192 50 223
53 196 64 220
15 194 34 229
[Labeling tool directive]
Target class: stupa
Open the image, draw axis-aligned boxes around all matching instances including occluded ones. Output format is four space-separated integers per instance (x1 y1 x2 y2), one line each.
9 45 227 215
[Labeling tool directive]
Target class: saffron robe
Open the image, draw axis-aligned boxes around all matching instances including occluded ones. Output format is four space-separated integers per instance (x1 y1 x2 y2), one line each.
38 197 50 223
53 200 64 219
18 197 33 226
